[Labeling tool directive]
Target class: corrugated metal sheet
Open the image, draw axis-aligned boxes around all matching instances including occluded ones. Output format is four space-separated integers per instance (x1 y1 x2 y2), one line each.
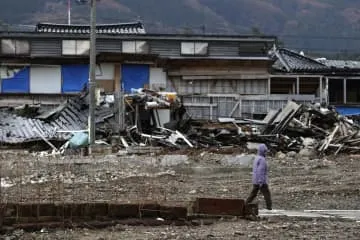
97 39 122 53
149 40 180 57
30 66 62 93
208 41 239 57
31 39 61 56
0 95 113 144
170 77 267 95
181 95 314 119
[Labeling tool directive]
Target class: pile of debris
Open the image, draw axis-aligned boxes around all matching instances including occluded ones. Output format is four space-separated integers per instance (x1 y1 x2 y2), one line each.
1 87 359 156
122 100 360 155
250 101 360 155
0 91 113 146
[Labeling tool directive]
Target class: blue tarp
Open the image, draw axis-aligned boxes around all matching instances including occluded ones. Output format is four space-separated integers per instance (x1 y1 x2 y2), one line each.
61 64 89 93
69 132 89 149
1 67 30 93
336 106 360 116
121 64 149 93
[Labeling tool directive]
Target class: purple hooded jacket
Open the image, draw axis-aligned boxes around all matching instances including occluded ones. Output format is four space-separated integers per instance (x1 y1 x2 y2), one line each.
252 144 268 185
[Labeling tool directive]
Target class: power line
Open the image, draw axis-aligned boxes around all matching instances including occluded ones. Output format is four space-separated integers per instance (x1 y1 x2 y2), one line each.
279 35 360 40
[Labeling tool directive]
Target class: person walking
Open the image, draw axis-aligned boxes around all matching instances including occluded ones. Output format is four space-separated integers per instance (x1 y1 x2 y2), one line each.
245 143 272 210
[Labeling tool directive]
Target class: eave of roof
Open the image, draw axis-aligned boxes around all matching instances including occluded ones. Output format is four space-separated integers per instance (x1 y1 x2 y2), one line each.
167 56 271 61
0 31 277 42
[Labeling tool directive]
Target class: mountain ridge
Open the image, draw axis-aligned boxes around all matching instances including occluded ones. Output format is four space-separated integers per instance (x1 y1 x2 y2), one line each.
1 0 360 58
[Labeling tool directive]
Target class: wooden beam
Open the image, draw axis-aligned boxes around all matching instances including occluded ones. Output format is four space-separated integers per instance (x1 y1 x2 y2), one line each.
206 94 239 98
325 77 329 104
181 75 269 80
296 76 300 95
114 64 121 92
270 74 323 78
169 68 268 77
292 82 296 94
326 76 360 80
319 77 323 103
344 78 347 104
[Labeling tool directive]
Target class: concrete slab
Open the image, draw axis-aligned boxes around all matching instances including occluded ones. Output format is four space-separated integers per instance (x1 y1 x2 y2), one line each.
160 155 189 166
221 154 255 167
259 209 360 222
305 210 360 221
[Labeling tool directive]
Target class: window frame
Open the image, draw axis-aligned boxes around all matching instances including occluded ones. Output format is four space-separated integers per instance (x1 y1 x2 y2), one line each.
122 40 149 54
180 41 209 56
0 39 31 56
62 39 90 56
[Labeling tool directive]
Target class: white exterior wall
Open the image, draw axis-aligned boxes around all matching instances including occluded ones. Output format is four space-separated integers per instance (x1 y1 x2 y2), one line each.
150 68 167 90
96 63 115 80
30 66 61 94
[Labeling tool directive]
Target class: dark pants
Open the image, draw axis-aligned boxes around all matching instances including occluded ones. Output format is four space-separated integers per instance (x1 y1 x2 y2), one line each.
246 184 272 210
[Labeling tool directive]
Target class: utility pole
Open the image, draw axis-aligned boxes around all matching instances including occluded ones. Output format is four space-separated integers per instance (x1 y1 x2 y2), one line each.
67 0 71 25
88 0 97 145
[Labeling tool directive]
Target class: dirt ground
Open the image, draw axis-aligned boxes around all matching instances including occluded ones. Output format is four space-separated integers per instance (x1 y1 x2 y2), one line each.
0 149 360 239
3 217 360 240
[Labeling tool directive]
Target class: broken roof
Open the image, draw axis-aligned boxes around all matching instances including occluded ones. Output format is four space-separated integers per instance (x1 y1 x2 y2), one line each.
0 95 113 144
316 59 360 70
272 48 329 73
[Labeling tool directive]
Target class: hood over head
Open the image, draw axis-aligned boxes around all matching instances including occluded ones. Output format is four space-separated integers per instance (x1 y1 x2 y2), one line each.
258 143 268 157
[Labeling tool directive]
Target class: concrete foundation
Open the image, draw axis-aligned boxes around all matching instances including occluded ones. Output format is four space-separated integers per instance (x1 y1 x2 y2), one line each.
0 198 257 231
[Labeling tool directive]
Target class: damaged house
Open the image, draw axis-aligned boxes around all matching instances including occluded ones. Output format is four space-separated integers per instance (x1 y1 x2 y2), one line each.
271 48 360 115
2 22 360 153
0 21 277 146
0 22 279 120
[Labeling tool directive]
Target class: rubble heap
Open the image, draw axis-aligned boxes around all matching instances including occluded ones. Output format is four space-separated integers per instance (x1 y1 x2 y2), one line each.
253 101 360 155
121 99 360 155
1 87 359 156
0 92 113 145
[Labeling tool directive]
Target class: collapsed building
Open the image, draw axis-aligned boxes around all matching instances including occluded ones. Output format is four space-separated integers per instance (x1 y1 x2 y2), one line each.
1 22 360 155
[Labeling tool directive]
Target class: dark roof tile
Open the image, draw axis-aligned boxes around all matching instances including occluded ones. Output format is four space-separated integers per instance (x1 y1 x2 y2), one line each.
272 48 328 73
35 21 146 34
316 59 360 69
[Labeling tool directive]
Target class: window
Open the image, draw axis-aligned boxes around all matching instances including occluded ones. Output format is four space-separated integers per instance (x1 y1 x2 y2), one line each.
181 42 208 56
239 42 269 56
1 39 30 55
122 41 149 54
62 40 90 55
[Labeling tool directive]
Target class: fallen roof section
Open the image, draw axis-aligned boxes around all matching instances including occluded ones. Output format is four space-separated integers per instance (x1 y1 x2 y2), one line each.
0 94 113 144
